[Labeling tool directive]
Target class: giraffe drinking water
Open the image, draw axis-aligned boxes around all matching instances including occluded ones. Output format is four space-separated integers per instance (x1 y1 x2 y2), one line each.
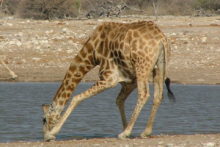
42 21 175 141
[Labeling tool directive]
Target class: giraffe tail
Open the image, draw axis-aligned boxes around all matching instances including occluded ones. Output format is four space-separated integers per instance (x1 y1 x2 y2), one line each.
163 40 176 102
165 78 176 102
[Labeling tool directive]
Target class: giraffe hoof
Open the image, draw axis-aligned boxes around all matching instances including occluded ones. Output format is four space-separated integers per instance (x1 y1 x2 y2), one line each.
43 132 56 142
140 132 151 138
118 133 130 140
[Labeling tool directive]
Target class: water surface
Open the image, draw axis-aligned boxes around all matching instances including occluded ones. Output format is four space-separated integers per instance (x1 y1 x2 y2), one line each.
0 82 219 142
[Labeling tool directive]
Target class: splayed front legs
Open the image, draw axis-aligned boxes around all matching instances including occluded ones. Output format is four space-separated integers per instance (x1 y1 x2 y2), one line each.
44 79 118 141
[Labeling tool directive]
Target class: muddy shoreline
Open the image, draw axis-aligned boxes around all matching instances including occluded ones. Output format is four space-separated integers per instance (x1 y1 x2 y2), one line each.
0 134 220 147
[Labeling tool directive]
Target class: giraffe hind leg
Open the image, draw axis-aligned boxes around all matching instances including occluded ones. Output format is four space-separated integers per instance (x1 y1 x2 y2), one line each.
118 62 153 139
140 68 164 138
141 47 165 138
116 82 137 130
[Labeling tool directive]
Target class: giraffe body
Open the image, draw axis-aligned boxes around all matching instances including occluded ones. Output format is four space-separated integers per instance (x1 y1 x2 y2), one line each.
42 21 175 141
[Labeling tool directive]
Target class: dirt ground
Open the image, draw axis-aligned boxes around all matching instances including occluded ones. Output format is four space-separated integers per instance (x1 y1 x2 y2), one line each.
0 15 220 84
0 16 220 146
0 134 219 147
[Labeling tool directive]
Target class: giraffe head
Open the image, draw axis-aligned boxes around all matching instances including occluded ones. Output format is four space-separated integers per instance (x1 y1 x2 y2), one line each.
42 102 60 141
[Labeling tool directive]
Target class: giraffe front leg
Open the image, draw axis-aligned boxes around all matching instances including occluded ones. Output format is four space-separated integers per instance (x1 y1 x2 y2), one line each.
43 132 56 141
45 78 118 141
118 80 150 140
116 82 137 130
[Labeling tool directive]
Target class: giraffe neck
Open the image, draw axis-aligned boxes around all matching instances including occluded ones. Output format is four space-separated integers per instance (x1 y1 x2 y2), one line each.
48 40 96 117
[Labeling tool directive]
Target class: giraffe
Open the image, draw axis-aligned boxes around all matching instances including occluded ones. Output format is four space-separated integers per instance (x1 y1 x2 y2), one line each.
42 21 175 141
0 55 18 79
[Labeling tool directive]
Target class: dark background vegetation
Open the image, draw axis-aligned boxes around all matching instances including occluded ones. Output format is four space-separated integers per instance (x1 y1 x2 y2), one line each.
0 0 220 19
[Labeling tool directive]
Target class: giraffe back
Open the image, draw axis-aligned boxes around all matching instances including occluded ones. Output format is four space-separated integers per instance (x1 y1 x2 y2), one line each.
86 21 169 82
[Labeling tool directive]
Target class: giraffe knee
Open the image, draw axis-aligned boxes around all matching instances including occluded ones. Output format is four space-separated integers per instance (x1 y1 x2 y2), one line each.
153 98 162 105
139 92 150 104
144 93 151 103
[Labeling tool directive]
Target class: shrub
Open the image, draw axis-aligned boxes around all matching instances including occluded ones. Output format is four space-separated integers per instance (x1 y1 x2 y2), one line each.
18 0 78 19
0 0 19 15
197 0 220 12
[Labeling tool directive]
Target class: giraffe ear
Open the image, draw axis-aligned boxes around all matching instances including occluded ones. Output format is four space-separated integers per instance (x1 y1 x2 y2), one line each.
42 104 49 114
